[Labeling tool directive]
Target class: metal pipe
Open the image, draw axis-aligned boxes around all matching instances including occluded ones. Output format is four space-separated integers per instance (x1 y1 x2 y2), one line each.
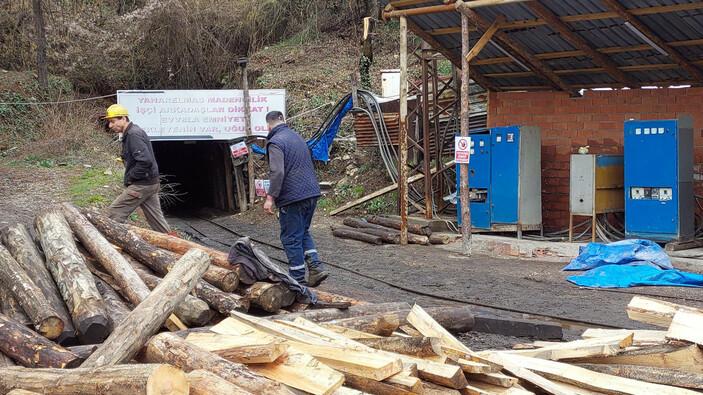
383 4 456 20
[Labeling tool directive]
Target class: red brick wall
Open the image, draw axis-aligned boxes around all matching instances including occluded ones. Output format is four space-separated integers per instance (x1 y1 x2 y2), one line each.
487 87 703 231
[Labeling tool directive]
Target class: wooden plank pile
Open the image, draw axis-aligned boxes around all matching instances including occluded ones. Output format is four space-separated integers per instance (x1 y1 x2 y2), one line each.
2 202 703 394
332 216 450 245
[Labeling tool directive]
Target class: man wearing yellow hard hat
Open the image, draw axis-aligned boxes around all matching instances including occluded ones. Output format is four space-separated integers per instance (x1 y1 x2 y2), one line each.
103 104 171 233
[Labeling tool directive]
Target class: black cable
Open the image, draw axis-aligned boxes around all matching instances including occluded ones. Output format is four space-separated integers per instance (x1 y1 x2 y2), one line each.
177 215 649 329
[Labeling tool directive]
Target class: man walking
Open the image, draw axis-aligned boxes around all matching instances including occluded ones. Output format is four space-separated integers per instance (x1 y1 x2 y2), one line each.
264 111 329 287
103 104 171 234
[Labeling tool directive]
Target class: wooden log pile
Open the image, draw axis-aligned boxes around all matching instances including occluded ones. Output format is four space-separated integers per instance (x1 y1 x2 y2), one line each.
3 203 703 393
333 216 443 246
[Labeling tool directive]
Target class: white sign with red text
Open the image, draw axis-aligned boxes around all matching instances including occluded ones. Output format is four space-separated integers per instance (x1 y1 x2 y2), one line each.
117 89 285 141
255 179 270 197
230 142 248 158
455 136 471 164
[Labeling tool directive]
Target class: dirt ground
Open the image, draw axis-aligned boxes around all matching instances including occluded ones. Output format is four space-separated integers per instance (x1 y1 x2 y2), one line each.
5 164 703 351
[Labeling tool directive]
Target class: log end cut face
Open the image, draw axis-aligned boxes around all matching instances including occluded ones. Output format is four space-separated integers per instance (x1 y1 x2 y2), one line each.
146 364 189 395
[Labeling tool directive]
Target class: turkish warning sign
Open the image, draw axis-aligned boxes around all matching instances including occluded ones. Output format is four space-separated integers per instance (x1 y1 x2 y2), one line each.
455 136 471 164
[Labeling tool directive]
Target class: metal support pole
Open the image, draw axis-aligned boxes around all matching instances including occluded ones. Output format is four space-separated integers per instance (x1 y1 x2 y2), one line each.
460 11 472 255
399 16 409 244
240 58 256 210
421 53 432 219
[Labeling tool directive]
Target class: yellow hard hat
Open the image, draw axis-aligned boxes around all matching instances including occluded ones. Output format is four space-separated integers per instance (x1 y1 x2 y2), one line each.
103 104 130 119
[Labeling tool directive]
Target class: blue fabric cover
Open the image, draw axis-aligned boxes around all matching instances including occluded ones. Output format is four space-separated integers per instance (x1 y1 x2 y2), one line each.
563 239 673 271
567 263 703 288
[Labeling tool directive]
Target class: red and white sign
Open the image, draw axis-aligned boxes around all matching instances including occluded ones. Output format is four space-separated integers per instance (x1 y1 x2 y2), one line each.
255 179 270 197
230 142 248 158
455 136 471 164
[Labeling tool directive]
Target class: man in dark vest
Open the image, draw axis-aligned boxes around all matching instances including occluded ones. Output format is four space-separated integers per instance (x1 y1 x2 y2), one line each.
264 111 329 287
104 104 171 234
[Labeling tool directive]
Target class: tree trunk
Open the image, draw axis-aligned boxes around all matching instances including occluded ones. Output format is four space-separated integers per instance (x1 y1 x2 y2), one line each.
92 275 131 329
32 0 47 88
124 254 211 327
65 345 97 360
0 312 81 368
236 282 294 313
356 336 442 357
342 218 429 244
344 373 413 395
138 332 295 394
368 216 432 236
1 223 76 344
325 313 400 336
429 234 450 244
0 351 15 367
186 370 252 395
334 224 400 244
128 224 255 284
333 228 383 245
273 301 410 322
0 244 64 339
314 289 369 306
194 280 249 315
84 210 238 291
0 284 31 327
82 248 210 368
34 210 109 344
0 364 189 395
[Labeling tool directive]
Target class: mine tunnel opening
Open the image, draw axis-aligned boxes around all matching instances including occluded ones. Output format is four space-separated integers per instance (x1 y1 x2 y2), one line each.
152 140 246 214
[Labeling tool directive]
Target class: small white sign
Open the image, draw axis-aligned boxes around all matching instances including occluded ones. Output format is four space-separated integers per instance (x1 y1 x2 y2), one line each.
455 136 471 164
230 141 248 158
255 179 270 197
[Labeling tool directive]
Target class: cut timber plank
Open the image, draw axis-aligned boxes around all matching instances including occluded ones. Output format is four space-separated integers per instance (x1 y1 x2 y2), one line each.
185 333 288 363
355 336 442 357
493 333 633 360
572 344 703 373
407 304 470 353
249 349 345 395
457 359 492 374
666 309 703 345
484 354 573 395
462 381 535 395
322 323 384 339
288 342 403 381
577 363 703 390
422 381 461 394
185 369 251 395
581 328 667 345
384 370 424 394
465 372 517 388
345 373 415 395
496 353 701 394
626 295 703 328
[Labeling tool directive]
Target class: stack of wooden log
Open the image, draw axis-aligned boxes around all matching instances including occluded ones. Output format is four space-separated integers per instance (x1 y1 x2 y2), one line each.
333 216 451 245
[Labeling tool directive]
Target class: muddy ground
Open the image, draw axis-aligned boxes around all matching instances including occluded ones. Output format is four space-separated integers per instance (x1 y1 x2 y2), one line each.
4 164 703 351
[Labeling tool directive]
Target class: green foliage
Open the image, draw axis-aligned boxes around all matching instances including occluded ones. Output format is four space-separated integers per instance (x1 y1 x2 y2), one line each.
67 168 123 207
128 213 139 221
0 92 38 143
23 155 54 168
357 161 374 175
362 192 397 215
436 60 453 78
317 198 335 211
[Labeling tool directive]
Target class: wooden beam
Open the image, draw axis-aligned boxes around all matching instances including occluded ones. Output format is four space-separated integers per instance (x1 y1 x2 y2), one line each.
627 295 703 328
573 344 703 374
405 19 497 91
666 309 703 345
466 14 505 62
428 3 703 35
456 0 579 96
577 363 703 390
525 1 633 86
600 0 703 83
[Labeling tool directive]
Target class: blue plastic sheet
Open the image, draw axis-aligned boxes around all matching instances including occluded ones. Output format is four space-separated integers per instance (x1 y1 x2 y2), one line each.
567 263 703 288
309 96 353 162
563 239 673 271
250 96 353 162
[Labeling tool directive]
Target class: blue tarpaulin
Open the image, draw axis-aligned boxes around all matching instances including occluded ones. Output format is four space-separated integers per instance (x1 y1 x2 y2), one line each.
563 239 673 271
564 239 703 288
250 96 354 162
567 263 703 288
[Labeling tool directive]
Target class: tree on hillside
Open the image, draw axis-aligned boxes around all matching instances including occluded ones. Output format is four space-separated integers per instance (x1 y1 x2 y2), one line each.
32 0 47 88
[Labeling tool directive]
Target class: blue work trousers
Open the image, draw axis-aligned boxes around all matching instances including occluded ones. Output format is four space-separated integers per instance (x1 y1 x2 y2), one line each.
279 197 324 284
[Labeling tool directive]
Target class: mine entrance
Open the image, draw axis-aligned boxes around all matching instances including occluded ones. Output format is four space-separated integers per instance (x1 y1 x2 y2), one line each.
152 140 246 214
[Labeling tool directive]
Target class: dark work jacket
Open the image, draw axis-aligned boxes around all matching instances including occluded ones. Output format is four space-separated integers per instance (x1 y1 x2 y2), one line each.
266 123 320 207
121 123 159 187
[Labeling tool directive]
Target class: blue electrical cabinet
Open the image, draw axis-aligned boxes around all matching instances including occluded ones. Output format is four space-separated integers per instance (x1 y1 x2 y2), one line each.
456 125 542 237
624 116 694 242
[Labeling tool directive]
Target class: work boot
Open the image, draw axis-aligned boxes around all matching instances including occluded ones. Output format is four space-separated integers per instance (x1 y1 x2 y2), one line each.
307 265 329 288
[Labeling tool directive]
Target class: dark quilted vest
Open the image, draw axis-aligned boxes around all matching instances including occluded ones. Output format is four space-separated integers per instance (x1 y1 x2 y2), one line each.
266 124 321 207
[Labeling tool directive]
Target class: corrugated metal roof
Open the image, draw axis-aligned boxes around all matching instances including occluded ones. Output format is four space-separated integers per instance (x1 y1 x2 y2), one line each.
381 0 703 92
